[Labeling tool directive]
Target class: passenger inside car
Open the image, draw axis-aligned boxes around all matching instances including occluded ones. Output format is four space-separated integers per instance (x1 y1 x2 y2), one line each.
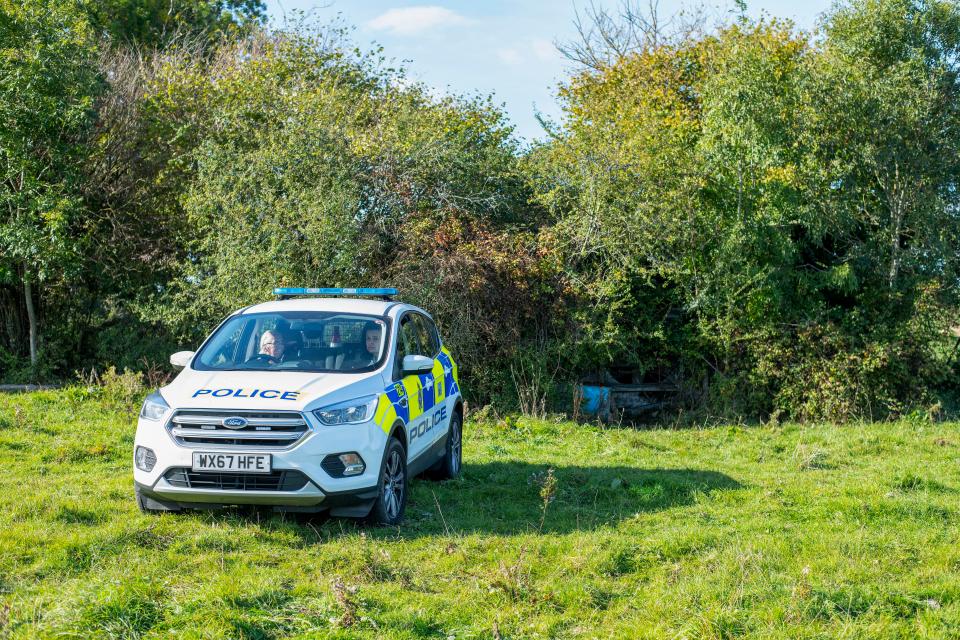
339 322 382 370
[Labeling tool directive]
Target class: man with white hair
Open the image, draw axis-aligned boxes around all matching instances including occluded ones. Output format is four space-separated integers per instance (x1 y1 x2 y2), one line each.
249 329 285 365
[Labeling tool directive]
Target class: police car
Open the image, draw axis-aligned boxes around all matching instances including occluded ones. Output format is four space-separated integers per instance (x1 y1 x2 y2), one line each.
133 288 463 524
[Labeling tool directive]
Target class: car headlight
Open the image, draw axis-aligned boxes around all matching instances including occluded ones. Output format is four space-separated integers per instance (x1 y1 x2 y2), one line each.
140 391 169 421
313 395 379 426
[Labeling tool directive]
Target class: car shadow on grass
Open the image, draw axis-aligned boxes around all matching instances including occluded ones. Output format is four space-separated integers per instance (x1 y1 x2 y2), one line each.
222 462 741 538
397 462 742 536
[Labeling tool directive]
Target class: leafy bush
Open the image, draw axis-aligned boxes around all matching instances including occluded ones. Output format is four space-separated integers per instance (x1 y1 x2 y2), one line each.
528 2 960 420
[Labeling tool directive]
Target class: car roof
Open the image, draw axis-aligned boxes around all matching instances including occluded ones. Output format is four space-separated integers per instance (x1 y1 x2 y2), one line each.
238 297 413 317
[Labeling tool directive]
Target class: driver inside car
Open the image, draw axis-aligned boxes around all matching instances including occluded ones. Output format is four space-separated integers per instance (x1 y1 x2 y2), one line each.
247 329 285 365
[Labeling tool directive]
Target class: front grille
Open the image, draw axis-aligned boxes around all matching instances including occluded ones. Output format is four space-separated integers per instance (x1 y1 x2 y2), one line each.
167 410 309 448
164 468 310 491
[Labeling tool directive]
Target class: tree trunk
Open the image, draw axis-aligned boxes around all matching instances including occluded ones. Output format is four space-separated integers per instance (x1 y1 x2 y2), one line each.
888 207 902 289
885 164 905 290
24 278 37 366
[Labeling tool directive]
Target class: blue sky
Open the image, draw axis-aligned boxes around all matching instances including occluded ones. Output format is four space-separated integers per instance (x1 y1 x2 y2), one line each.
264 1 834 142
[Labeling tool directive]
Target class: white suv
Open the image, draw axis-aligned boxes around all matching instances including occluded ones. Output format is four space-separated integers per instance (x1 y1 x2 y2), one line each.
133 288 463 524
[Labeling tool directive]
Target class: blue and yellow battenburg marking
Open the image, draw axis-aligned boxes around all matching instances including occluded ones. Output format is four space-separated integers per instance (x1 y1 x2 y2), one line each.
372 347 459 434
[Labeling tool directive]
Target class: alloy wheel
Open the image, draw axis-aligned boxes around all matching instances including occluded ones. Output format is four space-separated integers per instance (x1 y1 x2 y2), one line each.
450 419 462 475
382 449 405 519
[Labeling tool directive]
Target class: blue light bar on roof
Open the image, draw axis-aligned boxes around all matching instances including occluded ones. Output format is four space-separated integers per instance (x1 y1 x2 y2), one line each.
273 287 398 298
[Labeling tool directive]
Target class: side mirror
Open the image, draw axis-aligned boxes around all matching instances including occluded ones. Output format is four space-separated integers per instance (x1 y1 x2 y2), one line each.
401 354 434 377
170 351 195 369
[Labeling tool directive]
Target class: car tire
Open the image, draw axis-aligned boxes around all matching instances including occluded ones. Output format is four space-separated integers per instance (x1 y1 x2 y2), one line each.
369 438 408 525
430 410 462 480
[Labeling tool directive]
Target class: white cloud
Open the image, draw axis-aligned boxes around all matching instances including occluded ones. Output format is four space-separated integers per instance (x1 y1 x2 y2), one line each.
496 38 560 66
368 6 469 36
531 37 559 62
497 47 523 65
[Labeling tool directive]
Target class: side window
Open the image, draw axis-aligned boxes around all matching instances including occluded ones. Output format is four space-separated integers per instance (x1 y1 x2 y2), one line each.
414 314 440 357
394 313 441 379
395 315 423 376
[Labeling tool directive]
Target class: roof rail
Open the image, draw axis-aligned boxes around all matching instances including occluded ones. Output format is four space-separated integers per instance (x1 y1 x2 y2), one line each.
273 287 398 301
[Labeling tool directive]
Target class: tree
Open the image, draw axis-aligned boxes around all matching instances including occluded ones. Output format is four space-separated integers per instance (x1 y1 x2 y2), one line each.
532 0 960 419
134 30 537 405
80 0 265 47
0 0 100 368
802 0 960 295
558 0 707 70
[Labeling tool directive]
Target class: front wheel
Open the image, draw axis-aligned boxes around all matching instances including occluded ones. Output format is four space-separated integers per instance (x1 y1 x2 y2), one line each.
431 411 462 480
369 439 407 525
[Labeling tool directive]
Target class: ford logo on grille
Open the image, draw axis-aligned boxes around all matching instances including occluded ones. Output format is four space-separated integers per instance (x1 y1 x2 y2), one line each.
222 416 248 429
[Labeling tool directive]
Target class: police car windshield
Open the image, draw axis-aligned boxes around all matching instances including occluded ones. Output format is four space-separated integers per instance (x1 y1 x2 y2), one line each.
194 311 389 373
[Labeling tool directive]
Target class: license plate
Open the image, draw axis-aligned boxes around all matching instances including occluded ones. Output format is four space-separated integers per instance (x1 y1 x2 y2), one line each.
192 452 271 473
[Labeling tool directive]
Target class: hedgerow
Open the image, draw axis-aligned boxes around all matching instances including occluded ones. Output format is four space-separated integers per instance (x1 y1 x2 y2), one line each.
2 0 959 420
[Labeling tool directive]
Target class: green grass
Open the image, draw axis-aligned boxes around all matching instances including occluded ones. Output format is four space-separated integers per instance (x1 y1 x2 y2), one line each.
3 388 960 638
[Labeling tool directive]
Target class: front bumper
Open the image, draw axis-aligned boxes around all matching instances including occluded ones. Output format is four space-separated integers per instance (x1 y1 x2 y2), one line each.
133 410 387 514
135 477 379 515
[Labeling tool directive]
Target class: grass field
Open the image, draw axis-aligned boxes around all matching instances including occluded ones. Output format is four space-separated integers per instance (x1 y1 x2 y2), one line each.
2 388 960 638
